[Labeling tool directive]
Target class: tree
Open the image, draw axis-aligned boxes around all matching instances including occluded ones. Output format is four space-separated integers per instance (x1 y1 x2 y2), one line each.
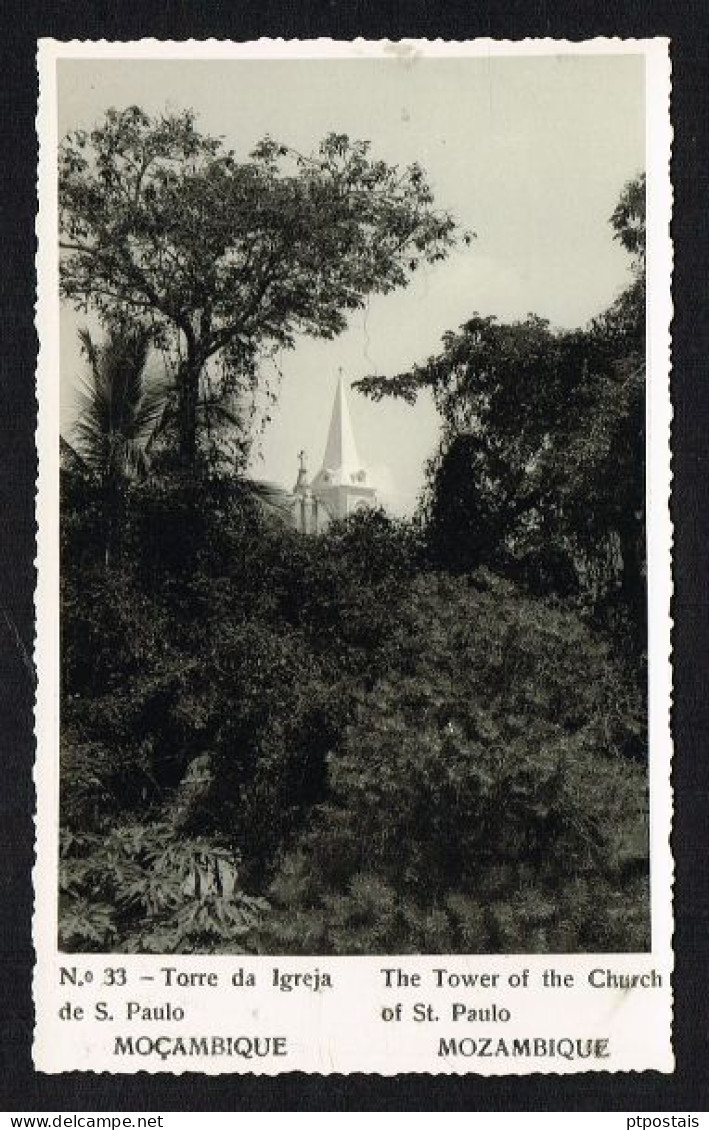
355 175 647 652
611 171 646 262
62 317 303 562
59 107 460 471
60 322 170 566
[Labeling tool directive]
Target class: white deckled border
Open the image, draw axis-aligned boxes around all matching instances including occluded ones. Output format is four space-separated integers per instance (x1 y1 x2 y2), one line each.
34 37 673 1075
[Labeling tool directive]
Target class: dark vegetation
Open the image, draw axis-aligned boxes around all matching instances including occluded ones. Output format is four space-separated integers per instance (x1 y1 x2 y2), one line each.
58 109 648 953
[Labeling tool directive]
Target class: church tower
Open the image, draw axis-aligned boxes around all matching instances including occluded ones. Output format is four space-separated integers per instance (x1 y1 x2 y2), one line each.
310 370 377 522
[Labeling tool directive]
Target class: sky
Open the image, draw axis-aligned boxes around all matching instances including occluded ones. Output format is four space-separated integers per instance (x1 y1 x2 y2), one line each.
57 52 645 514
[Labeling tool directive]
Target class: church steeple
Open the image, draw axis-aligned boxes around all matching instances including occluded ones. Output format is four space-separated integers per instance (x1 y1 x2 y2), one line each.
293 449 309 495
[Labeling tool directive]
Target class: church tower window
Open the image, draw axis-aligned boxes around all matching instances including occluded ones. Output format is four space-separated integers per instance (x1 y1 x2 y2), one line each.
291 370 377 532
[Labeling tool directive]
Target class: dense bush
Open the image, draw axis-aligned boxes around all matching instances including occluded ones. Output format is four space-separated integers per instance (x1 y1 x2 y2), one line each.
60 471 647 954
60 822 268 954
255 572 648 953
356 175 647 665
58 159 649 955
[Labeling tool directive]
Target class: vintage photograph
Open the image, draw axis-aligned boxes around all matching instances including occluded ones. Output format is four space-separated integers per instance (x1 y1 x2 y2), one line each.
54 46 651 957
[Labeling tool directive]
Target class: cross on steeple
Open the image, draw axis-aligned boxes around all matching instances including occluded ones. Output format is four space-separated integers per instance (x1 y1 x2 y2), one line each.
293 448 309 494
292 370 378 532
306 369 377 520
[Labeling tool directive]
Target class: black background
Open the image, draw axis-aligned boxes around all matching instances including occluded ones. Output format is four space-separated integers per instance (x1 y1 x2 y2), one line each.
1 0 707 1112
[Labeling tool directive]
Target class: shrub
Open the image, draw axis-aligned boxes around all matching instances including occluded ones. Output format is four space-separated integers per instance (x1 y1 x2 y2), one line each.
59 820 268 954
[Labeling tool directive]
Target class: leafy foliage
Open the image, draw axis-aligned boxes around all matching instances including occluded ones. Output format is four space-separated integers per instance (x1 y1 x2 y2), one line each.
59 164 649 955
60 823 268 953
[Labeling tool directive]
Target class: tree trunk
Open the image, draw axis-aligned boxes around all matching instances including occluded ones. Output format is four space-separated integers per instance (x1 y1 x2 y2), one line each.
101 480 121 572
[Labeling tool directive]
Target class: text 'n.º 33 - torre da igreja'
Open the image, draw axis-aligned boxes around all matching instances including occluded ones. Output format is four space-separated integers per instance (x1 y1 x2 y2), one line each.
290 370 377 534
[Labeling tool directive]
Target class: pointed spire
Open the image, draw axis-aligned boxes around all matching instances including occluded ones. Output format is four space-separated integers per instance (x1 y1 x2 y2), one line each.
320 368 361 479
